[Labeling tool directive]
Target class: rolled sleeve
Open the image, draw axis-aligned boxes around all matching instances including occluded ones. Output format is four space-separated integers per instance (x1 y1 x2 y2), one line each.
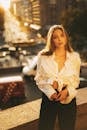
35 73 56 99
60 53 81 104
34 56 56 99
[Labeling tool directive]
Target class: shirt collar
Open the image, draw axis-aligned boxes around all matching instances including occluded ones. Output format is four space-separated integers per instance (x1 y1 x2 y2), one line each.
52 51 70 60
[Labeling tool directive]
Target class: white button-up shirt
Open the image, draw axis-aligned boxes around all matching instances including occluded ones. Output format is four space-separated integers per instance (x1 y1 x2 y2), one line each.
35 51 81 104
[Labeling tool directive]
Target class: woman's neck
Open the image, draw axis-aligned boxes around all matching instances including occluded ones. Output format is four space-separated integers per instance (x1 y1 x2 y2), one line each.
54 47 66 57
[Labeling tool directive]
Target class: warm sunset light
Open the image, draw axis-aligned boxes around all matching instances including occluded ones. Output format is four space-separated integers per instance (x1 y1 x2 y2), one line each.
0 0 10 9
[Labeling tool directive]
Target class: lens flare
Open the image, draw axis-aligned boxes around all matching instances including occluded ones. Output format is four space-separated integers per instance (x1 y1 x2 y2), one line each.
0 0 10 9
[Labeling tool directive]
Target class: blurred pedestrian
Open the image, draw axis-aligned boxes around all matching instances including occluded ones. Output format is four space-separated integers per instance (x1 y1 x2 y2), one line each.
35 25 81 130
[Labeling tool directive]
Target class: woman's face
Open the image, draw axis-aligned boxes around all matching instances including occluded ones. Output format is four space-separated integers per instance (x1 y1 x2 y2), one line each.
52 28 67 49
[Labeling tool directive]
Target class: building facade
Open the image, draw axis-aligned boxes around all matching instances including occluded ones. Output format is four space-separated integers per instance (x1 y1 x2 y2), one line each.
10 0 87 27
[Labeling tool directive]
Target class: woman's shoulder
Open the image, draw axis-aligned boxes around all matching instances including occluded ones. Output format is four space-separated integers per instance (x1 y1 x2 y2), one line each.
71 51 80 58
37 51 52 66
37 51 47 62
69 51 81 64
38 50 51 58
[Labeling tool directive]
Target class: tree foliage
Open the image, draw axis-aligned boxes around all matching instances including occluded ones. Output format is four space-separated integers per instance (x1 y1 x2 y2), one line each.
60 7 87 38
59 1 87 61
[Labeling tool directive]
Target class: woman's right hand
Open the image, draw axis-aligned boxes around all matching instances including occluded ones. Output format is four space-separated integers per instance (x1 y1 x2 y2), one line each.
50 93 58 100
52 81 59 89
50 81 59 100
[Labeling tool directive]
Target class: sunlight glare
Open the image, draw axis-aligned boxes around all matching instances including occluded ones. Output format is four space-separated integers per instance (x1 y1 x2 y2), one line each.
0 0 10 9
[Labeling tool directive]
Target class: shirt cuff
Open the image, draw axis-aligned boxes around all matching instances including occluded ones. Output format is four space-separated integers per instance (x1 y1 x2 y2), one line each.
47 78 57 85
60 87 77 104
40 85 56 100
67 86 77 99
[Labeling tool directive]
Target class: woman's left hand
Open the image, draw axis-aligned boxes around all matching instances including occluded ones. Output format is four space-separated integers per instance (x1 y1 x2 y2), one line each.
55 88 68 101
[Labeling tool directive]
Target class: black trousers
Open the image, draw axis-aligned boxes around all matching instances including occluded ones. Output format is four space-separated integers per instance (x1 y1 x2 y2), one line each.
38 93 77 130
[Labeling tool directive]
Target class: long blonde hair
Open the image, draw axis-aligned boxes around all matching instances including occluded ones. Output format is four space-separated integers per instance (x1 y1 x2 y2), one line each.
41 25 73 55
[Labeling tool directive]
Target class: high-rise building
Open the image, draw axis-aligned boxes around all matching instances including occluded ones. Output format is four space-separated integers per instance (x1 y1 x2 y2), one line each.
11 0 41 26
10 0 87 27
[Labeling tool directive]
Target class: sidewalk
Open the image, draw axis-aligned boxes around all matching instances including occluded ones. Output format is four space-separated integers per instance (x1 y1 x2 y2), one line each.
0 87 87 130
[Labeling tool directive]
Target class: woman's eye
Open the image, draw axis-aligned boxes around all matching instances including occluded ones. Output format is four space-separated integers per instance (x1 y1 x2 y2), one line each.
61 34 64 37
53 36 57 39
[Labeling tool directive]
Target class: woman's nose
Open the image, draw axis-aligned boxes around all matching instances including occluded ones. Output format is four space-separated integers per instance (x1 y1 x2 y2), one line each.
58 37 61 41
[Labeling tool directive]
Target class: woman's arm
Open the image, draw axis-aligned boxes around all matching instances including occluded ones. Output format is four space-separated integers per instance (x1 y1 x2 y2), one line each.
56 52 81 103
34 56 57 99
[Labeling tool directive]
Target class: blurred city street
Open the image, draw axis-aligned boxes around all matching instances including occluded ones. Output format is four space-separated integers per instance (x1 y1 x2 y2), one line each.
0 29 87 111
0 0 87 129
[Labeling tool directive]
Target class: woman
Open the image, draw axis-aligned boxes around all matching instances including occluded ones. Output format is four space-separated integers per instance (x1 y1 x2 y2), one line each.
35 25 81 130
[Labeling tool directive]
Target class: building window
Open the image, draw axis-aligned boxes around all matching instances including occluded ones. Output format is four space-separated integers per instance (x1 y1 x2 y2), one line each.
49 0 56 5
